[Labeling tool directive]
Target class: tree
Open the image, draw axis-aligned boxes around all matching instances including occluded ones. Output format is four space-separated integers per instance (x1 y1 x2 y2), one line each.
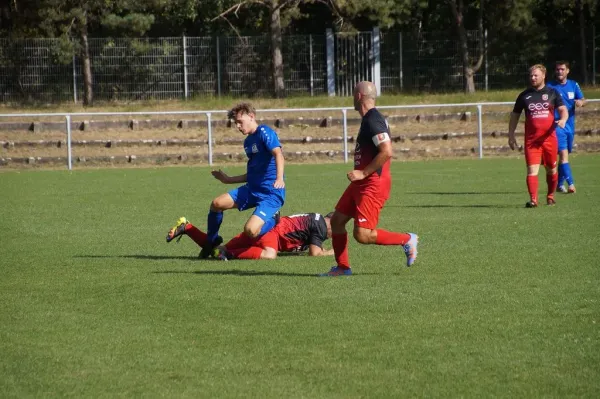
446 0 484 94
13 0 159 106
213 0 301 98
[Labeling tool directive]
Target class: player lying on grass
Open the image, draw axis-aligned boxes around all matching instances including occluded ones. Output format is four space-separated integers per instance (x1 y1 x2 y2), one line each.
166 212 334 260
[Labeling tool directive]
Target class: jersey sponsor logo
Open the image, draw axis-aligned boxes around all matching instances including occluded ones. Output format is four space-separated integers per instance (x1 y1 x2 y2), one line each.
358 218 367 222
526 95 532 99
568 92 575 99
373 132 390 146
528 102 550 111
252 144 258 153
542 94 548 101
527 101 551 119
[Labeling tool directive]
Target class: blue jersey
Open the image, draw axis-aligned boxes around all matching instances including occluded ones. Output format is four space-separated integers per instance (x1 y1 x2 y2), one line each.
243 124 282 193
547 79 584 133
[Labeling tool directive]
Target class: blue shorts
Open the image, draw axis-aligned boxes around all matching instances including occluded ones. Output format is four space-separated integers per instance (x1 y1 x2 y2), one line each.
228 185 285 222
555 126 574 153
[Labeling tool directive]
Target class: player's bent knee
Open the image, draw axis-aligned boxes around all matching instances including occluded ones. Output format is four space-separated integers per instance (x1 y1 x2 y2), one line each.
211 194 235 211
244 225 261 239
353 228 372 244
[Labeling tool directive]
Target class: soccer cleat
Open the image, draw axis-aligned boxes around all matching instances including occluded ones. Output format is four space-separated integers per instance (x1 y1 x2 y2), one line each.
199 235 223 259
567 185 576 194
557 185 567 193
525 201 538 208
214 248 230 261
166 217 189 243
319 266 352 277
273 210 281 225
547 197 556 206
403 233 419 267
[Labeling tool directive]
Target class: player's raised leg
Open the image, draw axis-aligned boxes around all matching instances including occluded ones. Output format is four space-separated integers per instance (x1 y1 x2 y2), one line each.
244 193 285 239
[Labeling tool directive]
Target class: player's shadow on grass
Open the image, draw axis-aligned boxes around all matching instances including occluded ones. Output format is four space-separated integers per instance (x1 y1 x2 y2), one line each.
75 254 198 260
152 269 377 277
407 191 521 195
394 204 520 209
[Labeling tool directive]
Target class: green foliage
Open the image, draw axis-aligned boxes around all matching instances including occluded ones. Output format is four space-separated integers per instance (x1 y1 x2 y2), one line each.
1 157 600 396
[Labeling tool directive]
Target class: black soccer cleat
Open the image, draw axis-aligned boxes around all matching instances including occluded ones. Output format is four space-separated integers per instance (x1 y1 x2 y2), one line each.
525 201 538 208
199 235 223 259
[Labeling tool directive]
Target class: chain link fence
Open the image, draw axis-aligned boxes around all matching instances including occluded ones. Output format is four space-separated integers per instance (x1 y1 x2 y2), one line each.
0 30 596 103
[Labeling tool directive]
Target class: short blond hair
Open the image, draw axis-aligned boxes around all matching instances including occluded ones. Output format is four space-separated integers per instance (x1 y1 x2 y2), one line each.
529 64 546 74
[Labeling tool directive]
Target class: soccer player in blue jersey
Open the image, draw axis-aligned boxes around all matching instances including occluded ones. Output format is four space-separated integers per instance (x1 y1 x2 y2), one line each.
547 61 586 194
197 103 286 258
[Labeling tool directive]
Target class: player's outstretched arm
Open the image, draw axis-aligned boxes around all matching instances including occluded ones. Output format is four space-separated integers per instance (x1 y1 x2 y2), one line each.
308 245 334 256
272 147 285 189
211 169 247 184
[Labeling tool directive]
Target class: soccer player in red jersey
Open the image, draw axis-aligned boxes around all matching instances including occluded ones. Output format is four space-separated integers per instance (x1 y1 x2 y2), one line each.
320 81 418 277
219 212 334 260
508 64 568 207
165 212 334 260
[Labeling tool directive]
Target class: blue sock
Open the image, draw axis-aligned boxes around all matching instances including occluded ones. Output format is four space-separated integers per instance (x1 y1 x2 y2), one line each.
207 210 223 242
258 217 276 237
557 163 565 188
563 162 574 186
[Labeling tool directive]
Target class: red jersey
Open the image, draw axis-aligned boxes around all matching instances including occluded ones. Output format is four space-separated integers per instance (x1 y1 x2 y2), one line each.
354 108 392 197
513 86 564 142
272 213 328 253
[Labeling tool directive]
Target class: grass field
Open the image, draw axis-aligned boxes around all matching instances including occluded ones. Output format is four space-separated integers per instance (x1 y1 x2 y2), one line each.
1 156 599 397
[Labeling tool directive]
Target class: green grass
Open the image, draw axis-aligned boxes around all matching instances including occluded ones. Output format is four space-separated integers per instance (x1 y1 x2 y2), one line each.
1 88 599 114
1 156 599 397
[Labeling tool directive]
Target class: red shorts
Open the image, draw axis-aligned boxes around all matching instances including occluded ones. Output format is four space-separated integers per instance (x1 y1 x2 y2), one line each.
225 230 279 251
335 183 387 229
525 136 557 168
255 230 278 251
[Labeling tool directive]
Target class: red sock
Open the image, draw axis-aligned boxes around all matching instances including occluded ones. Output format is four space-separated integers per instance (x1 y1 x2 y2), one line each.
186 225 208 248
231 246 263 260
225 232 255 252
332 233 350 268
526 175 539 203
546 172 558 197
375 230 411 245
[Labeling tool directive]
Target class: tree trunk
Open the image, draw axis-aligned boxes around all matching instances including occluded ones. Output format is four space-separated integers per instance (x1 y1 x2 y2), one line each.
577 0 588 84
448 0 484 94
80 28 93 106
270 3 285 98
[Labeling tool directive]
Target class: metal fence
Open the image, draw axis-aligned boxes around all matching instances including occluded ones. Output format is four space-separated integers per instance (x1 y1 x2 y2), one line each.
0 29 597 103
3 99 599 170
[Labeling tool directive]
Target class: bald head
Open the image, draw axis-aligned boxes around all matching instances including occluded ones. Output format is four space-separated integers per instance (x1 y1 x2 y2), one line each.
354 81 377 99
353 81 377 114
